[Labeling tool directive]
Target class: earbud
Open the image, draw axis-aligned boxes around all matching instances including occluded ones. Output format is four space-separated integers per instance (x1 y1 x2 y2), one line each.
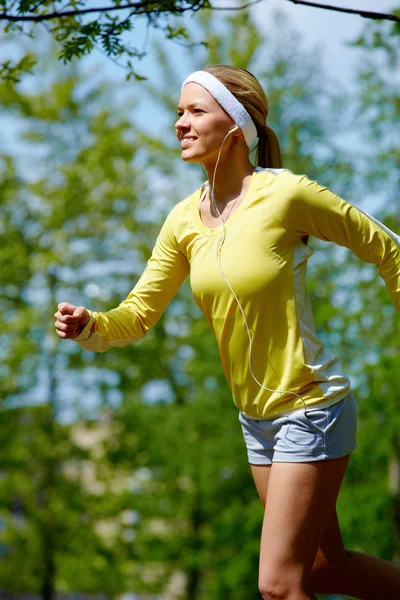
228 125 239 134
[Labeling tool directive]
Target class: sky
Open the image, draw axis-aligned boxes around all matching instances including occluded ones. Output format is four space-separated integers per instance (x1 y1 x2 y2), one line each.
253 0 397 82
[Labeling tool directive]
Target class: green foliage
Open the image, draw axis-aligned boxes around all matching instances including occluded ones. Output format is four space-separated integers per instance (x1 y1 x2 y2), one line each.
101 390 262 597
350 7 400 66
349 11 400 189
0 6 399 600
322 13 400 562
0 60 150 596
0 53 36 83
0 0 210 82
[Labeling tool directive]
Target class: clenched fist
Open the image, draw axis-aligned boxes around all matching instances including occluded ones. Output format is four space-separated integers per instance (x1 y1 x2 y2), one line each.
54 302 91 340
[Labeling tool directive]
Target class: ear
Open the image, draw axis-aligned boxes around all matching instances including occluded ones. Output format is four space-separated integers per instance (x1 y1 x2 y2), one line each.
234 128 245 141
229 125 242 138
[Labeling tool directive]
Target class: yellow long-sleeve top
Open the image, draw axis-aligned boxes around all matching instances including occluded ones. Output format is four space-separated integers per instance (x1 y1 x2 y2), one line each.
76 168 400 419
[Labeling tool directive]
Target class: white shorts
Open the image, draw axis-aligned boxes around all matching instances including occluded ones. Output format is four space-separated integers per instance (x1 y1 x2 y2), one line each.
239 392 358 465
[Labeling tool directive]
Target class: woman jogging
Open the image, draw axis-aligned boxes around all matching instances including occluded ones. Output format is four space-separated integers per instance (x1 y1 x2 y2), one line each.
54 65 400 600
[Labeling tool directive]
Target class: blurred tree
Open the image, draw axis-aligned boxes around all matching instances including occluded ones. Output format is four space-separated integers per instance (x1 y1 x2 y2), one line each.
0 59 157 598
329 13 400 564
0 6 399 600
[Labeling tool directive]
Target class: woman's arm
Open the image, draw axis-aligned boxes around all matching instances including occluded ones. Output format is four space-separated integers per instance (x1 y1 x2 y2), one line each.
73 204 190 352
277 172 400 310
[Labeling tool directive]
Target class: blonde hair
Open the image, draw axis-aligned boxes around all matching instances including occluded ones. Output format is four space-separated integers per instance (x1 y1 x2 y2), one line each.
203 65 282 169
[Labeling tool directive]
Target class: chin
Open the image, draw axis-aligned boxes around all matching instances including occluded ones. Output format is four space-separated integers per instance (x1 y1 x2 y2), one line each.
181 151 203 164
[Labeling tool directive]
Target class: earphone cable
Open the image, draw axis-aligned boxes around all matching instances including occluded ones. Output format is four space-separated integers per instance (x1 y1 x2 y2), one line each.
208 129 309 415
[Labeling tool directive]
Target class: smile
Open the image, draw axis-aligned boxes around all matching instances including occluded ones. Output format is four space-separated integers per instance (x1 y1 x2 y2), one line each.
181 137 197 147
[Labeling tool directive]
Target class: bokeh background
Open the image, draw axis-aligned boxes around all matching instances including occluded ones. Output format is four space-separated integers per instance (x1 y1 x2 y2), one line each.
0 1 399 598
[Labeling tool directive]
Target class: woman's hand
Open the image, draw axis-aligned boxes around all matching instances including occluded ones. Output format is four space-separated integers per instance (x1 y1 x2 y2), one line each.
54 302 91 339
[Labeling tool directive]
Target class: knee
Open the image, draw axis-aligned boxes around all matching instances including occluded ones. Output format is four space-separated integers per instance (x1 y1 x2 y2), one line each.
310 548 352 592
312 547 351 575
258 572 304 600
258 578 286 600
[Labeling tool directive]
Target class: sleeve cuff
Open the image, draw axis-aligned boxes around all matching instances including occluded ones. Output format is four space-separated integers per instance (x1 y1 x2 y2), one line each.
74 310 95 342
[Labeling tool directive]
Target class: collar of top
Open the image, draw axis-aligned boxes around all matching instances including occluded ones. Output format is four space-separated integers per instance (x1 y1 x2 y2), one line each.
181 70 258 149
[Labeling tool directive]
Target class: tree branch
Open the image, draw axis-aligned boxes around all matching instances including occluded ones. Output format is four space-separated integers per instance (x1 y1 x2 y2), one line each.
0 0 209 22
285 0 400 23
0 0 398 23
210 0 267 11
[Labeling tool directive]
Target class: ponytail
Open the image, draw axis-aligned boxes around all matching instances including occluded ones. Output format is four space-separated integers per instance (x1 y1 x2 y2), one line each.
203 65 284 168
256 124 282 169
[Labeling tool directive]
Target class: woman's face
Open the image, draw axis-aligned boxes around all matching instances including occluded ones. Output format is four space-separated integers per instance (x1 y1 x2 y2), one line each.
175 83 236 164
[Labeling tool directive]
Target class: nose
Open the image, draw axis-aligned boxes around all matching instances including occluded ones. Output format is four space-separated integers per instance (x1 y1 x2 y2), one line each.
175 113 191 133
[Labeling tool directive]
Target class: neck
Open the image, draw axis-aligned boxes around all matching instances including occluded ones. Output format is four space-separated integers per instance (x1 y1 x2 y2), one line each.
203 148 255 205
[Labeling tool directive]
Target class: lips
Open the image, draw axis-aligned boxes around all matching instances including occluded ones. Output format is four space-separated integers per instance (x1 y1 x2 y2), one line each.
181 136 197 148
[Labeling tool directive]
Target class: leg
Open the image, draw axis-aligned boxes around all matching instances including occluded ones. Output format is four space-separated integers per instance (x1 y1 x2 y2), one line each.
312 509 400 599
257 455 350 600
251 463 400 600
250 463 271 507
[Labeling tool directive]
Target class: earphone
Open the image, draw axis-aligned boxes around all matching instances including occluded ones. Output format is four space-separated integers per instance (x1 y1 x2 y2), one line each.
207 126 310 416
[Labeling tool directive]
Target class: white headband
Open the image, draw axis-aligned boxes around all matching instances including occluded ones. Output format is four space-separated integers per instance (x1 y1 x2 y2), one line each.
181 70 258 149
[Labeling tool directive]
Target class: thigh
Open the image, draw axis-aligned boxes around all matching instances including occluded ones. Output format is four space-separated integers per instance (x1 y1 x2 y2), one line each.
259 455 350 583
250 464 271 507
251 463 349 581
310 507 348 591
251 465 347 561
316 506 347 565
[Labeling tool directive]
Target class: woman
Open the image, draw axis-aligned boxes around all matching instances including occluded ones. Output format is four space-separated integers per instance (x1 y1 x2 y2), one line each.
54 65 400 599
